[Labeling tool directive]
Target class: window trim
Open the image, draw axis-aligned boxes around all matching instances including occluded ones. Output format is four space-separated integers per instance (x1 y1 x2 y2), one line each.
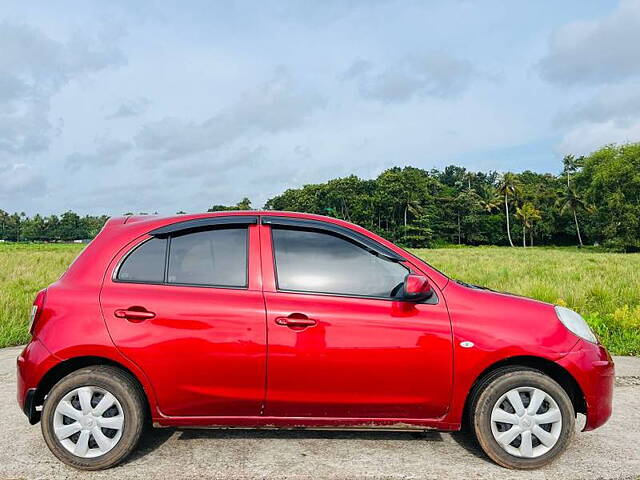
262 216 404 262
269 225 432 302
149 215 257 237
269 285 438 304
113 225 250 290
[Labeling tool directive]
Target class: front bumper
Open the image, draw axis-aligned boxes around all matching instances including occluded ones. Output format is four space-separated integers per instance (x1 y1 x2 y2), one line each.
558 339 614 431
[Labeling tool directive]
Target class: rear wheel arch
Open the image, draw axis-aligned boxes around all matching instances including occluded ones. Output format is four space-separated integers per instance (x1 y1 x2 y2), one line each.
462 355 586 430
34 356 153 424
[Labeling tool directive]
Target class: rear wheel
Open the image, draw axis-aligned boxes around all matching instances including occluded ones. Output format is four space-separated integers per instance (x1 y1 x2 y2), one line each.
471 367 575 469
41 365 145 470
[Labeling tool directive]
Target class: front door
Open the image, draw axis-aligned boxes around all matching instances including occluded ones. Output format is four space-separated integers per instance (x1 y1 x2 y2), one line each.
261 224 452 419
100 223 266 417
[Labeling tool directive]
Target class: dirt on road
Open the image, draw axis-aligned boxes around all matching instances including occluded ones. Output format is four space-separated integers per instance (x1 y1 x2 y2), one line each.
1 345 639 480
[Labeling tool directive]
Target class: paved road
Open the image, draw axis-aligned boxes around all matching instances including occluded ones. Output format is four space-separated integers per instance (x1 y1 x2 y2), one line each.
1 345 639 480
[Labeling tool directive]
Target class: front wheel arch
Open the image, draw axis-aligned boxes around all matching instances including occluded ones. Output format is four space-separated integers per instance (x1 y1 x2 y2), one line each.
461 356 586 430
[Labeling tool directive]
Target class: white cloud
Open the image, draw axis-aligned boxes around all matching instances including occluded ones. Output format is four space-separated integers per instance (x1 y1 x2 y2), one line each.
555 82 640 156
163 145 266 179
340 58 373 81
557 119 640 157
134 69 325 161
107 97 150 119
556 83 640 128
343 52 474 102
65 137 132 170
0 162 46 198
539 0 640 86
0 22 124 154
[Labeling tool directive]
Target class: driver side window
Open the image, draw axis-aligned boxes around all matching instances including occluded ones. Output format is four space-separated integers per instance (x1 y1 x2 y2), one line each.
272 227 408 298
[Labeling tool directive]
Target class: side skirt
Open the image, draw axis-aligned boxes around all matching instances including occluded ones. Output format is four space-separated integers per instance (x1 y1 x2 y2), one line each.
152 416 460 431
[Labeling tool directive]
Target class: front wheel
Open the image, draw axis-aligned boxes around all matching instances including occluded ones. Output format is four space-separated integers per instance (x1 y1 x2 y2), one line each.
471 367 575 469
41 365 146 470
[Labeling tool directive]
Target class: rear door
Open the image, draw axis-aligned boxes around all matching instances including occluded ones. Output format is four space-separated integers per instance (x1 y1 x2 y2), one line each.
261 219 453 419
100 219 266 417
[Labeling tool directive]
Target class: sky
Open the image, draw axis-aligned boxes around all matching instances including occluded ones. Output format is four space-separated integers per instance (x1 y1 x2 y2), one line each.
1 0 639 216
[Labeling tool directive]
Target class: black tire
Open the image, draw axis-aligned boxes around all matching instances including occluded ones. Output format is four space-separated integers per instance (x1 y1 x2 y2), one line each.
470 367 575 469
41 365 146 470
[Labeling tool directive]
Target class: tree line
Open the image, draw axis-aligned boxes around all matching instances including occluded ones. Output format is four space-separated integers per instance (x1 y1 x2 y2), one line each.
264 143 640 251
0 211 109 243
1 143 639 250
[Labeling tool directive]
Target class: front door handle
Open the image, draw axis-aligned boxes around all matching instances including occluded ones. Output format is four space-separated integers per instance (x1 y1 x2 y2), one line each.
114 308 155 322
275 314 317 329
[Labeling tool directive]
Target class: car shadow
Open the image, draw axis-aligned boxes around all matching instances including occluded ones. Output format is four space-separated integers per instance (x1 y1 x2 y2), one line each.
449 430 492 462
122 426 494 466
174 428 444 442
121 426 176 464
121 427 454 465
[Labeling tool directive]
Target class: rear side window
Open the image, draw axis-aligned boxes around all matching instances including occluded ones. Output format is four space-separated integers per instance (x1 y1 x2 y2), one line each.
116 227 248 287
272 228 408 298
167 228 247 287
117 237 167 283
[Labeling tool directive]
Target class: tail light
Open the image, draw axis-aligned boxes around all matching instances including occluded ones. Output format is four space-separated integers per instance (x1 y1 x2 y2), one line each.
29 289 47 334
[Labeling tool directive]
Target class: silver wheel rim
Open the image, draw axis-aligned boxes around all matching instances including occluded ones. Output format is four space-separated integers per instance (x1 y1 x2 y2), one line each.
53 386 125 458
490 386 562 458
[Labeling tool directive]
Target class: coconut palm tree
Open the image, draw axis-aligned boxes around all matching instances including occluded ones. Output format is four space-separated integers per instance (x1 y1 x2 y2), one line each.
557 188 592 247
403 197 423 229
496 173 520 247
477 185 500 213
516 203 542 247
562 154 584 189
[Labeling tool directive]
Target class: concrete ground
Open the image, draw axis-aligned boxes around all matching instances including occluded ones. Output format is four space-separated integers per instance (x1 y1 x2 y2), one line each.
1 345 639 480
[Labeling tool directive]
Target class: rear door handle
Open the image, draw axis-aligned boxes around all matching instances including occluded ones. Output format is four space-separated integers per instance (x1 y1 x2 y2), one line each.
275 314 317 329
114 308 155 322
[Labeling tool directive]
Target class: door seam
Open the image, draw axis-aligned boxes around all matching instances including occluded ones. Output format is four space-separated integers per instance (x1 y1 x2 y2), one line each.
258 220 269 416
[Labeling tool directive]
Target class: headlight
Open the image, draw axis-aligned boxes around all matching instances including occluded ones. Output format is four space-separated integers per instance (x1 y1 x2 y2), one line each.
554 306 597 343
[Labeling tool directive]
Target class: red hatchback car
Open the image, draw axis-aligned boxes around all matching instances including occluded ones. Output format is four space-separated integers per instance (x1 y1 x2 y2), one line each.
17 211 614 470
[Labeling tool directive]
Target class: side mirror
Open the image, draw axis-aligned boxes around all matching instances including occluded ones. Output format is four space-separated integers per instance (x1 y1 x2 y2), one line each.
402 274 433 302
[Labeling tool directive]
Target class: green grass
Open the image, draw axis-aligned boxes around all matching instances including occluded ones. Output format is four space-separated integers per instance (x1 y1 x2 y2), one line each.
1 243 638 355
0 243 83 347
411 246 640 356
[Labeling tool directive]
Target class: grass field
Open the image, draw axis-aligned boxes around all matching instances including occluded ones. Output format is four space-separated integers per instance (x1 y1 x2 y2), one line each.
413 246 640 356
0 243 83 348
0 243 638 355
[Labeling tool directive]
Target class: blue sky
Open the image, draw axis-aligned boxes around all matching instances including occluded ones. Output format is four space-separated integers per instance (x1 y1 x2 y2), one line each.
1 0 638 215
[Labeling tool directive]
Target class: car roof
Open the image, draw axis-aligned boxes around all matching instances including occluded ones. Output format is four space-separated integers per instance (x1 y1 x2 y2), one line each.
109 210 369 238
120 210 344 225
65 210 449 289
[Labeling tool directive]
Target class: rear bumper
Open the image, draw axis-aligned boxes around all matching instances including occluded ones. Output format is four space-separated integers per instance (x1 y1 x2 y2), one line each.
22 388 39 424
16 338 59 424
558 340 614 431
